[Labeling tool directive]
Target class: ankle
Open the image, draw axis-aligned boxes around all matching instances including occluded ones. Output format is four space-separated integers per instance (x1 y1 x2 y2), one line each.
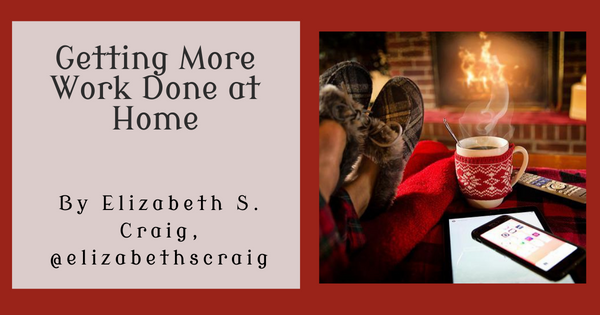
344 157 380 218
319 120 347 201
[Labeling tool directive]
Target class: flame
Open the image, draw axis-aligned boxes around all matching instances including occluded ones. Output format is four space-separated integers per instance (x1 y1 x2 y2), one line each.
459 32 510 92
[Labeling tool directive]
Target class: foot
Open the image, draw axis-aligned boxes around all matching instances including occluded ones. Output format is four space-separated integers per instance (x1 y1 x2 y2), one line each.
361 119 406 219
371 77 424 163
319 61 373 190
319 85 369 190
320 61 373 108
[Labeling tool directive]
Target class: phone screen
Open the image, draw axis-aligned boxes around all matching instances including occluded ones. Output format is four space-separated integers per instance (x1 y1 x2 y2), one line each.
448 211 574 283
480 218 577 272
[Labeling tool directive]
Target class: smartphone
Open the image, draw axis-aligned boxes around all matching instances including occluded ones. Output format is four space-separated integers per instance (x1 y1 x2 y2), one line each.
471 215 586 281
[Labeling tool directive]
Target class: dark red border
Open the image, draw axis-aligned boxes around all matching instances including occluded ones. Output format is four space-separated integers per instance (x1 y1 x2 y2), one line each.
3 1 597 313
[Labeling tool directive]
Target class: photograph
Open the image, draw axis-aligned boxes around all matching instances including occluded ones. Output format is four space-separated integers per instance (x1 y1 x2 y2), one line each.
319 31 586 283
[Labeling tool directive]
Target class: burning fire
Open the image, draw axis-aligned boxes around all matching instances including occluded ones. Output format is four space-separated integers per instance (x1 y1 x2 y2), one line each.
459 32 512 92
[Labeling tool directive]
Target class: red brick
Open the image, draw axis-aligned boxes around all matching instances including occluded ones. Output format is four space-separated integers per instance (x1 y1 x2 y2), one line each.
457 124 470 137
519 142 533 152
507 125 517 139
415 60 432 67
412 39 430 47
570 125 581 140
534 125 545 140
438 138 457 148
522 125 532 139
387 39 412 49
433 123 447 137
421 123 434 136
558 125 568 140
546 125 556 140
493 123 507 138
573 144 586 153
399 32 423 39
449 123 461 137
512 125 522 140
536 143 570 153
388 51 402 59
389 60 413 68
415 79 434 85
404 70 425 76
386 32 399 41
402 50 425 57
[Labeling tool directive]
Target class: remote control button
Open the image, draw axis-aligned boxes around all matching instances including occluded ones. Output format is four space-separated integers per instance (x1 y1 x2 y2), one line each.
549 182 567 191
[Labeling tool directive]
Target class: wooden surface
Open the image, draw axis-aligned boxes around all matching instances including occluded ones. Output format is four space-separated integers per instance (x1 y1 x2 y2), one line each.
513 153 586 170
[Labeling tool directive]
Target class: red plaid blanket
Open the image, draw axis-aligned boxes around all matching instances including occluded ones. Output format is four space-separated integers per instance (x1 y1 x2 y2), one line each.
349 141 586 283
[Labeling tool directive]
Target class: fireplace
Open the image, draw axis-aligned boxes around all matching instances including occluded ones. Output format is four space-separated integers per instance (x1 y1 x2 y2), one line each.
319 31 586 155
382 31 585 155
432 32 560 109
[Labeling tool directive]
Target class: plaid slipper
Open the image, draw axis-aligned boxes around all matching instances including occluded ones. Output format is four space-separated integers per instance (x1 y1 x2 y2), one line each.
361 119 405 219
319 61 373 108
370 77 424 163
320 85 369 190
319 61 373 189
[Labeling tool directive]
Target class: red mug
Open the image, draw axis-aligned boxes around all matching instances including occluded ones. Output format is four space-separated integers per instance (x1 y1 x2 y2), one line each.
455 136 529 209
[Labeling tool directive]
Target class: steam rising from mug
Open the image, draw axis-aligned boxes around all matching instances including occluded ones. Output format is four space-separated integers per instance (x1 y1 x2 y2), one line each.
459 81 515 141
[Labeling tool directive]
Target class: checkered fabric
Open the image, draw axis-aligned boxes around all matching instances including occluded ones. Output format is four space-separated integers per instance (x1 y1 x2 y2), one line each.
370 77 424 163
320 190 366 283
392 167 587 283
319 61 373 108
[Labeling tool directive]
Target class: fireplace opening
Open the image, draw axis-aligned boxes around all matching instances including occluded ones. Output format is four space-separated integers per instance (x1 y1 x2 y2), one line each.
432 32 560 110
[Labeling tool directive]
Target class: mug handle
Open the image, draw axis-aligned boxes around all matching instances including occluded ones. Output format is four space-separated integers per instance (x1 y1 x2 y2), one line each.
511 146 529 187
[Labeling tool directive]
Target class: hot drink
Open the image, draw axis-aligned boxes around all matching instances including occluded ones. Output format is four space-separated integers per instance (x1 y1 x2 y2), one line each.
467 145 498 150
456 136 529 209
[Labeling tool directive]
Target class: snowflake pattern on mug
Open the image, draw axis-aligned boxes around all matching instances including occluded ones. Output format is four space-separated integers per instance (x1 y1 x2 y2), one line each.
458 170 481 190
455 156 513 200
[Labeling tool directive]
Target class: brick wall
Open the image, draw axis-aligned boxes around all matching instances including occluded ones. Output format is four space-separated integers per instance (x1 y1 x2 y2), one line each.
422 122 586 155
386 32 436 109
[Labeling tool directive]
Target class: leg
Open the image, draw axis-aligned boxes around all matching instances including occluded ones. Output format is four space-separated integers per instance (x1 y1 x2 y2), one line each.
343 157 379 218
319 120 347 203
319 120 368 282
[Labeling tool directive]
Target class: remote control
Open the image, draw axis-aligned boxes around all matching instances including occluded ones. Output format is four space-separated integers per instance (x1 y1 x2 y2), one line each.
515 172 586 204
